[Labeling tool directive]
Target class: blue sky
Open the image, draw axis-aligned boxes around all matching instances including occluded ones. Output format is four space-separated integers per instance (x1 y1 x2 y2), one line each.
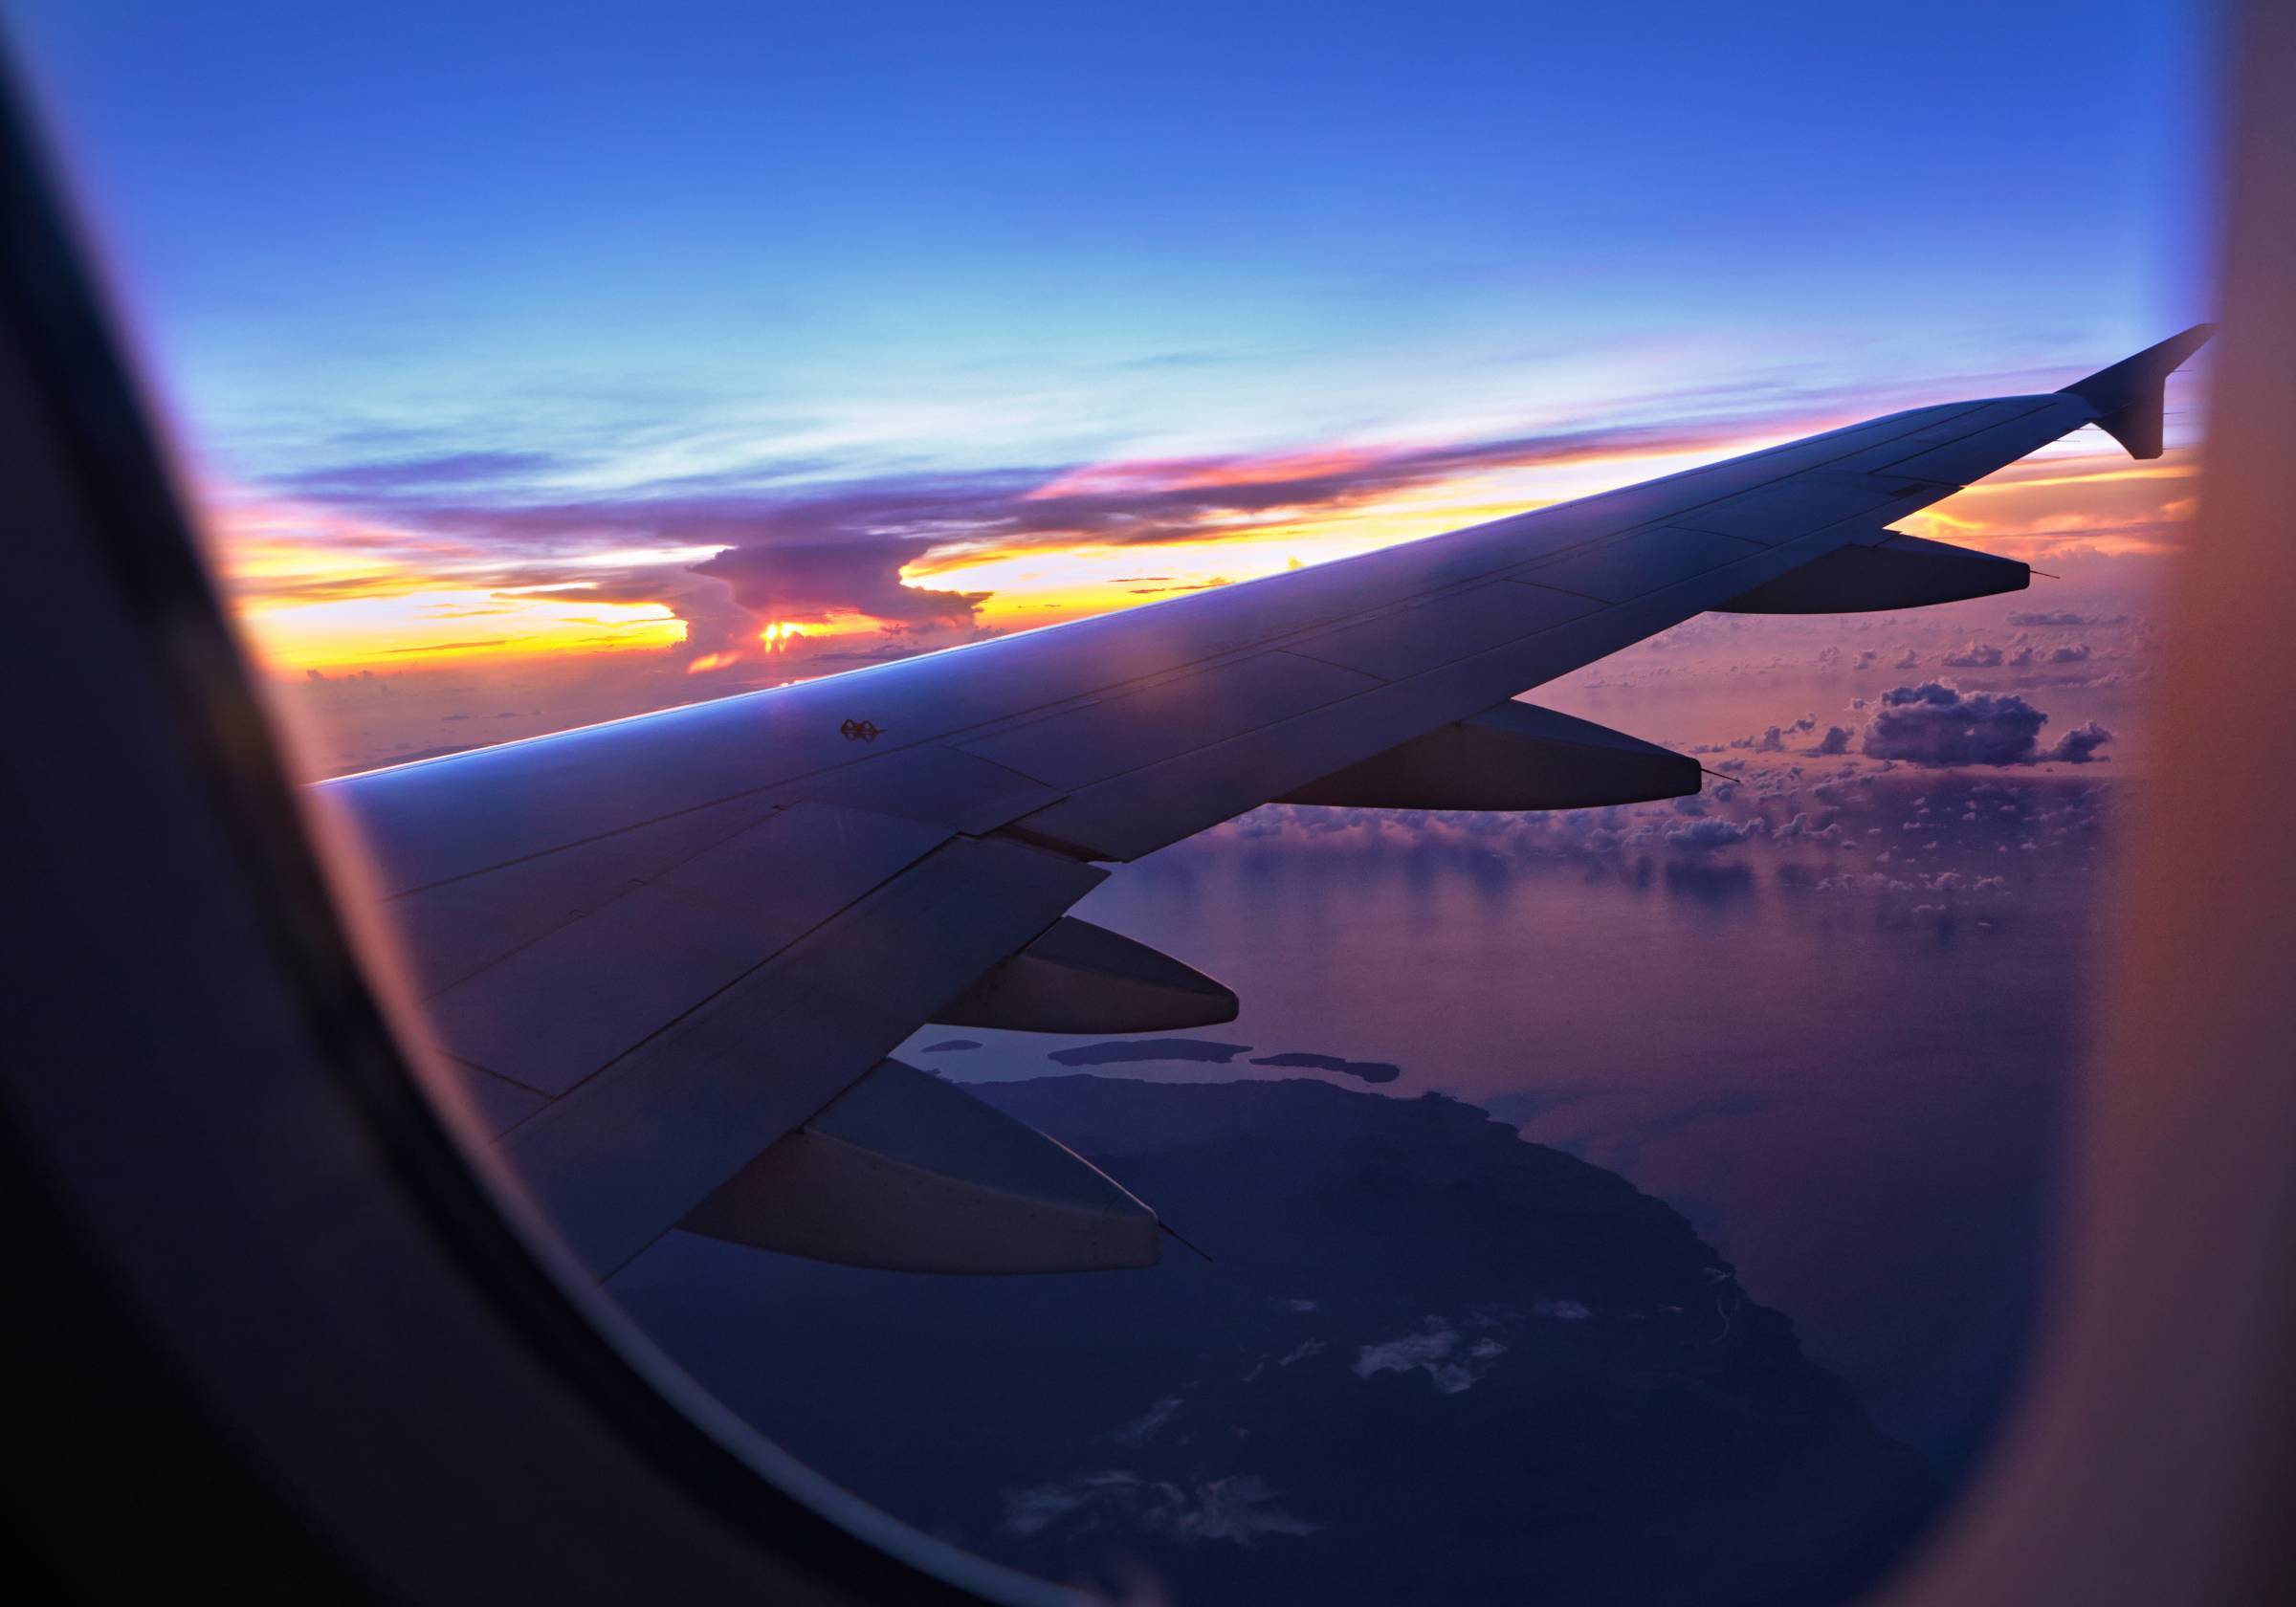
15 2 2209 472
4 2 2213 693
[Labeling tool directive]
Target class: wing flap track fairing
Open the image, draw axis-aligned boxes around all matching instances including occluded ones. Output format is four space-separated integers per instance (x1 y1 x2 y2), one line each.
677 1061 1159 1273
1279 700 1700 812
1716 531 2029 613
934 916 1239 1035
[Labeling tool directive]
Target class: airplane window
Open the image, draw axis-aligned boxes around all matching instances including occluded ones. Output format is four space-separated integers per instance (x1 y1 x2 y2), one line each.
5 3 2213 1602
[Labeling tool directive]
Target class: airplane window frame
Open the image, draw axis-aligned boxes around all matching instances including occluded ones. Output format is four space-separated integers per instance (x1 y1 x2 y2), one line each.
0 66 1067 1607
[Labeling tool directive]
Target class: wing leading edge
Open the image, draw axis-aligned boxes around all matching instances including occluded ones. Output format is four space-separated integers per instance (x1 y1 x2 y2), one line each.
324 328 2211 1279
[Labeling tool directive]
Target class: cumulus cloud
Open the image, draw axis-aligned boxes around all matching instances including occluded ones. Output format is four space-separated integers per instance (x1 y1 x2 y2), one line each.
1812 724 1852 756
1354 1318 1508 1395
300 666 395 702
2046 720 2116 762
1859 682 2113 766
1942 642 2004 668
1665 815 1769 851
1862 682 2044 764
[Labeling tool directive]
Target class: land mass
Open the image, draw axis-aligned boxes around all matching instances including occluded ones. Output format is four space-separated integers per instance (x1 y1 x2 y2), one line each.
616 1076 1938 1606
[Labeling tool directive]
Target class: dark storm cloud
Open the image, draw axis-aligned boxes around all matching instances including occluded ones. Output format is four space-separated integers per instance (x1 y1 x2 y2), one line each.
1860 682 2114 766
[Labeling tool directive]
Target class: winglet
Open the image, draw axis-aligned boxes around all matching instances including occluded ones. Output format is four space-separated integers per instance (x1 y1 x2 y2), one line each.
2059 323 2216 460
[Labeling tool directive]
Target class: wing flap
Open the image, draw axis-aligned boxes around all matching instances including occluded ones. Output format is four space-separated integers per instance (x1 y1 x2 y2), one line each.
413 803 952 1098
492 834 1107 1278
362 792 785 998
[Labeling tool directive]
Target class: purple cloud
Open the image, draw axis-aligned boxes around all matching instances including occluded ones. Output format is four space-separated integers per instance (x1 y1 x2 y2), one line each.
692 536 989 629
1859 682 2113 766
2045 720 2115 763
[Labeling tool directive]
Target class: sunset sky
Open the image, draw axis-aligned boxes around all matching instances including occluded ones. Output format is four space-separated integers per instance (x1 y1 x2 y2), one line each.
12 0 2208 769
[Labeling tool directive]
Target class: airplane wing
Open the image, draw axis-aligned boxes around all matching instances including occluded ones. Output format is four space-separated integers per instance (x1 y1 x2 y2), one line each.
320 327 2211 1281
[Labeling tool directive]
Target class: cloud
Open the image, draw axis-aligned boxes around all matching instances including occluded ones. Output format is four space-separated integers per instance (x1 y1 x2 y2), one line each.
281 450 568 497
692 535 988 628
1813 724 1852 755
253 413 1762 663
998 1472 1319 1546
1247 1051 1402 1084
1049 1039 1252 1067
505 563 767 659
1859 681 2111 766
2046 720 2115 762
1665 815 1769 851
1354 1317 1508 1395
1942 642 2004 668
300 666 395 702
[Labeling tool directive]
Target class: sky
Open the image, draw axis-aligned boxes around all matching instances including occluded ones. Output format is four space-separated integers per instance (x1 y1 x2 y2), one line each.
6 0 2219 1559
9 1 2212 772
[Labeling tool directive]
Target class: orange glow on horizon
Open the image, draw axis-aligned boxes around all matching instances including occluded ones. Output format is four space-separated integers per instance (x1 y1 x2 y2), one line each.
210 427 2198 680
